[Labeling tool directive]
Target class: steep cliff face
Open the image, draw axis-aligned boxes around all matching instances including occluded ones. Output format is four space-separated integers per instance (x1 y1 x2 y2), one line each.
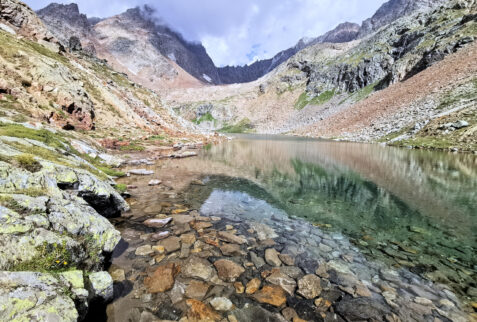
36 3 91 45
114 7 220 84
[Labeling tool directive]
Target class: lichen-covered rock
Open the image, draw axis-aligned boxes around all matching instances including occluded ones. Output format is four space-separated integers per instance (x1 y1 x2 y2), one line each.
88 271 114 302
0 271 84 321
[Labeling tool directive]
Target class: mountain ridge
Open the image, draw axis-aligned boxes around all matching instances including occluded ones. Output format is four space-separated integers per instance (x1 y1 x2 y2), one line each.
36 0 448 86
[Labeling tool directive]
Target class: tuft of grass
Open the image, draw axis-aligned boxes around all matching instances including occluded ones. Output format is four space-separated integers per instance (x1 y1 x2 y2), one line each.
149 135 166 141
219 118 254 133
97 166 125 177
119 144 145 152
0 123 66 149
10 241 74 272
14 188 47 197
15 154 42 172
114 184 127 194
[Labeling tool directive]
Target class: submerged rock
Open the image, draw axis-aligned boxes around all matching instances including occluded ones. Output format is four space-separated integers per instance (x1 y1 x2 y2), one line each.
145 263 181 293
335 297 390 321
210 297 233 311
253 285 287 307
214 259 245 282
265 248 282 267
297 274 322 299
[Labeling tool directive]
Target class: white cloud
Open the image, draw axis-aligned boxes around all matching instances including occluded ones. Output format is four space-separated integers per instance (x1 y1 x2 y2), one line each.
26 0 385 66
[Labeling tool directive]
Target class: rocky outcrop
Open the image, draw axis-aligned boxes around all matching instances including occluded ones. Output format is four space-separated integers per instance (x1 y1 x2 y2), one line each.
357 0 448 37
0 0 61 51
0 123 128 319
285 1 477 97
36 3 91 45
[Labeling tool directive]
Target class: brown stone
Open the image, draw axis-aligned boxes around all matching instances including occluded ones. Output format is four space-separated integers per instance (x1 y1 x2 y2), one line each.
203 237 220 247
186 299 222 321
172 215 195 225
293 317 307 322
245 278 261 294
214 259 245 282
151 231 170 241
234 282 245 294
191 221 213 230
159 236 181 253
185 280 210 300
172 208 189 214
297 274 322 299
265 248 282 267
266 270 297 295
278 254 295 266
282 307 298 321
144 263 180 293
253 285 287 307
181 233 197 244
218 231 247 244
220 243 245 256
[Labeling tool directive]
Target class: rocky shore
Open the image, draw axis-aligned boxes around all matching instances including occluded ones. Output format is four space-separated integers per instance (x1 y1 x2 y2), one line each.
104 158 475 322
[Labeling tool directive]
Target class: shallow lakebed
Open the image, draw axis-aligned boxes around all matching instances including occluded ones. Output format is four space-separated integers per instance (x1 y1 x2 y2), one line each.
107 134 477 321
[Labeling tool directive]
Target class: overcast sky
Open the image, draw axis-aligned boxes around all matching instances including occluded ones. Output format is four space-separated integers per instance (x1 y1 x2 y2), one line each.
26 0 385 67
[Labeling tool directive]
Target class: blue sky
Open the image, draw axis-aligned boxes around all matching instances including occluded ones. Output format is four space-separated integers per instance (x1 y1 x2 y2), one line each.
25 0 386 67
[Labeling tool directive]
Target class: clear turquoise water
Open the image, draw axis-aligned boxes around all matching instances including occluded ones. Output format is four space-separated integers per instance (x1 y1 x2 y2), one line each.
193 134 477 299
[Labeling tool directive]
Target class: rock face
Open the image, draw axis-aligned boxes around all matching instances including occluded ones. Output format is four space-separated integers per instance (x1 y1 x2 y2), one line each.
357 0 448 38
0 271 81 321
36 3 94 53
37 4 217 89
0 0 60 49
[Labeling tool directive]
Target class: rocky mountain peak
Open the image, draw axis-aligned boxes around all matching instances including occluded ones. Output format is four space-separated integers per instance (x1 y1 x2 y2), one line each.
358 0 448 37
36 2 92 48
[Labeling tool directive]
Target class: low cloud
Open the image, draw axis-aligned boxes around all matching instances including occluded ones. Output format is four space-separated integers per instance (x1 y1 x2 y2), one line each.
27 0 385 66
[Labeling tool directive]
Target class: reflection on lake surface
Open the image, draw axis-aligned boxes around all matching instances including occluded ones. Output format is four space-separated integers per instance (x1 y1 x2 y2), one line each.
193 134 476 300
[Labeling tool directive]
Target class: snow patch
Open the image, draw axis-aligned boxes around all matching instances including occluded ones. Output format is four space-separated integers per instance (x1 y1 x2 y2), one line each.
202 74 212 83
167 53 176 62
